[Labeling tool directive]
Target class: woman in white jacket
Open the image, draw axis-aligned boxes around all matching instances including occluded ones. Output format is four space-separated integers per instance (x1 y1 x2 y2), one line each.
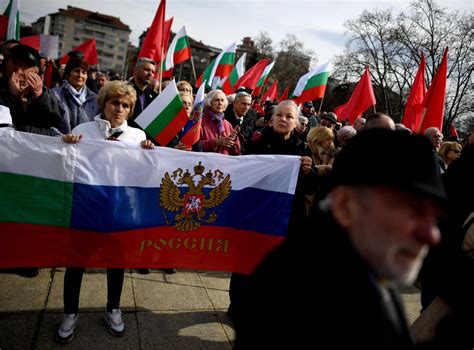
56 81 153 344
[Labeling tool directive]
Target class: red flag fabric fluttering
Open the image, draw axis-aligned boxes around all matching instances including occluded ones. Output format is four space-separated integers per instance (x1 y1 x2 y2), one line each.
59 38 98 66
233 58 270 93
333 67 376 124
418 47 448 134
20 35 40 51
260 80 278 102
138 0 166 63
402 53 426 132
278 86 290 102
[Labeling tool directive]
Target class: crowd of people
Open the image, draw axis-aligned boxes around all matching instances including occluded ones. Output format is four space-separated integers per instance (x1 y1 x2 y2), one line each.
1 41 473 348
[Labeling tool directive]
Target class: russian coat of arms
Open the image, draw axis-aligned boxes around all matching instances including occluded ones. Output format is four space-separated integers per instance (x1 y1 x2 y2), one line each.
160 161 232 231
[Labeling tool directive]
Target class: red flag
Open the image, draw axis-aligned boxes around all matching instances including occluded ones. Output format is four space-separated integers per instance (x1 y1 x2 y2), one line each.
20 35 41 51
234 58 270 93
402 53 426 132
278 86 290 102
59 38 98 66
0 15 8 41
418 47 448 134
138 0 166 62
43 62 54 88
333 67 376 124
449 123 458 137
260 80 278 102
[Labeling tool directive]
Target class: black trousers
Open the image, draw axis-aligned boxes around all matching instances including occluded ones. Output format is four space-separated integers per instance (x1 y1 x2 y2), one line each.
63 267 124 314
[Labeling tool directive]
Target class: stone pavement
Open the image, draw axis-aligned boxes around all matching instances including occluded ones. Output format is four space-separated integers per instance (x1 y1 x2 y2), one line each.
0 268 422 349
0 268 235 349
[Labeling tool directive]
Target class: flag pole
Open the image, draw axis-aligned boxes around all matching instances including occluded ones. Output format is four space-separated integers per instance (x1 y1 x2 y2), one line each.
373 105 376 113
159 47 164 93
190 55 197 85
318 96 325 115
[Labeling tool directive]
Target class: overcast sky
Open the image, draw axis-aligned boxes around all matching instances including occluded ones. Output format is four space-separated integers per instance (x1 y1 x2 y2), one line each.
14 0 472 65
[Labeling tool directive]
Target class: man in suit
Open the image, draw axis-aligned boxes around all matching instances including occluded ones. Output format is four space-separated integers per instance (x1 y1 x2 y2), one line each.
224 91 257 149
235 129 446 349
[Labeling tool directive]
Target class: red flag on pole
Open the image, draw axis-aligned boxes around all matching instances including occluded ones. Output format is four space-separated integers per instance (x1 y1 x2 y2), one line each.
234 58 270 93
418 47 448 134
138 0 166 62
278 86 290 102
402 53 426 132
260 80 278 102
59 38 98 66
333 67 376 124
0 15 8 41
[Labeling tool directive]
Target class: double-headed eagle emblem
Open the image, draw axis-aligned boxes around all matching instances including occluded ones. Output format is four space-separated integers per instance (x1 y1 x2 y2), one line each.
160 161 232 231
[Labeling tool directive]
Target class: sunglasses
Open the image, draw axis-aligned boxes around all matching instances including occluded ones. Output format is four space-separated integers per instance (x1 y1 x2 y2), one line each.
320 121 332 127
451 149 461 154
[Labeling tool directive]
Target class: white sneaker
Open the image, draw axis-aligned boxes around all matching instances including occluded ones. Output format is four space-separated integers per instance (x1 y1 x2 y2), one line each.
55 313 78 344
105 309 125 337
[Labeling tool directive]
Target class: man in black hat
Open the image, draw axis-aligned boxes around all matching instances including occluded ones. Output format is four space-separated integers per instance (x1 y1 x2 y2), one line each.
235 129 447 349
320 111 337 129
0 44 63 135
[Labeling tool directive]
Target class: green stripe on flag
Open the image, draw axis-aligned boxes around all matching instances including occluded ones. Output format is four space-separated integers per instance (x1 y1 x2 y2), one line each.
0 172 73 227
305 71 330 90
219 52 235 65
144 94 184 137
175 37 189 52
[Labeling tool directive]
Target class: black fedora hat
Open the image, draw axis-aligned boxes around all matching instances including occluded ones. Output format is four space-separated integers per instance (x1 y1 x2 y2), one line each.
330 128 446 203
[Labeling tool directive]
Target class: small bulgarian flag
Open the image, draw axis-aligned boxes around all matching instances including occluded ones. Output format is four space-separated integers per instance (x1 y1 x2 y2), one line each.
220 53 246 94
163 25 192 78
292 61 332 105
135 80 189 146
252 61 274 96
197 42 236 90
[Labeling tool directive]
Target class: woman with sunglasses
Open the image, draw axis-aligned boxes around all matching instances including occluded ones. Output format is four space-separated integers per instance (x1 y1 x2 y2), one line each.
438 141 462 169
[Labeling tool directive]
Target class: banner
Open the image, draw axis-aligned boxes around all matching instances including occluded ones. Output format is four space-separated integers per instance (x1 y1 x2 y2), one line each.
0 130 300 273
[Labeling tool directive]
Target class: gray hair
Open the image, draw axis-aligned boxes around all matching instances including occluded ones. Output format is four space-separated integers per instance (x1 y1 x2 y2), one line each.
337 125 357 142
272 100 300 126
234 91 252 103
135 57 156 69
205 89 229 110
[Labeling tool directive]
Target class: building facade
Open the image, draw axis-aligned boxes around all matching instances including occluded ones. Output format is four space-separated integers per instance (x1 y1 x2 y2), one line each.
32 6 130 72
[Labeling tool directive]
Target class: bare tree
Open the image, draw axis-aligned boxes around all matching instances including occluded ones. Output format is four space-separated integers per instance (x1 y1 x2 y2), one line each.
334 0 473 132
272 34 314 96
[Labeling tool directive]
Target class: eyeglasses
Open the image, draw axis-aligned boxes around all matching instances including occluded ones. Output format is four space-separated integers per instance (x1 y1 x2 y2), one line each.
320 121 332 127
451 149 461 154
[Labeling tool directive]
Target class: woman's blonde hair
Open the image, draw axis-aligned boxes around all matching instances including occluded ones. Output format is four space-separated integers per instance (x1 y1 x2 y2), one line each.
439 141 462 162
97 81 137 118
306 126 334 155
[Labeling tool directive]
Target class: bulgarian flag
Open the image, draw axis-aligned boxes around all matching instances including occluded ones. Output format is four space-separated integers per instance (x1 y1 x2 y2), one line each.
197 42 236 90
179 80 206 147
220 52 246 94
163 25 192 78
2 0 20 40
135 80 189 146
292 61 332 105
252 61 275 96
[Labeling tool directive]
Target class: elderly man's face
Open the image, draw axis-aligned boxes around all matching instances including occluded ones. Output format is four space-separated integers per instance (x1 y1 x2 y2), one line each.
334 186 441 284
233 96 251 117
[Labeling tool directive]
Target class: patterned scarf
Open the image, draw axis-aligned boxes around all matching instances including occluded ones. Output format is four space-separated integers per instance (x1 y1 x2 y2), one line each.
208 110 225 134
63 80 87 106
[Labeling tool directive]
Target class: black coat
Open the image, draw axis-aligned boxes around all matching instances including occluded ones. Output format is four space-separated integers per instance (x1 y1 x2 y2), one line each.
235 206 416 349
224 106 257 143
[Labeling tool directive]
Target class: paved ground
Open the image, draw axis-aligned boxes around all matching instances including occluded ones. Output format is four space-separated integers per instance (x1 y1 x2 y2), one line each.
0 268 422 349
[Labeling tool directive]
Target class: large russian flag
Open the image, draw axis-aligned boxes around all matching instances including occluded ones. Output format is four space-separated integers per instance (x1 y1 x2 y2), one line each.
0 130 300 274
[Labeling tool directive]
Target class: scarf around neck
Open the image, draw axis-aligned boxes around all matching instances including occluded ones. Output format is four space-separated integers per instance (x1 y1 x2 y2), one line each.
208 109 225 134
63 80 87 106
